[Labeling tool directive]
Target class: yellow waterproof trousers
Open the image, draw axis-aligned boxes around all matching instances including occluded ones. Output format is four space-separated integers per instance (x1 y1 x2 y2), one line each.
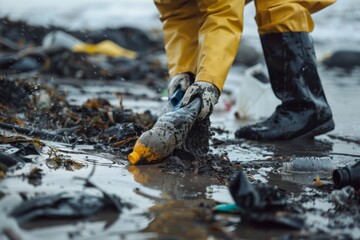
255 0 336 34
154 0 336 92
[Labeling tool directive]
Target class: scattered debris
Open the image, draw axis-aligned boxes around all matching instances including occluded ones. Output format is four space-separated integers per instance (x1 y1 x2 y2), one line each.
0 14 359 240
280 157 334 186
10 167 132 228
0 78 157 150
215 171 304 230
25 167 44 186
229 171 287 212
46 148 85 171
10 191 127 226
0 153 26 172
42 31 137 59
330 186 355 206
314 176 325 187
333 161 360 190
281 157 333 173
0 18 168 85
128 97 201 164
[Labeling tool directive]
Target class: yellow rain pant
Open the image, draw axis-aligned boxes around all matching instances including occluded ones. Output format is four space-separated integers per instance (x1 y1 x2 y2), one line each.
154 0 245 91
154 0 336 92
255 0 336 34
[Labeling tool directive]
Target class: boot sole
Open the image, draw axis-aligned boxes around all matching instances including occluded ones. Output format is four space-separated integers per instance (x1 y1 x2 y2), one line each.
296 118 335 139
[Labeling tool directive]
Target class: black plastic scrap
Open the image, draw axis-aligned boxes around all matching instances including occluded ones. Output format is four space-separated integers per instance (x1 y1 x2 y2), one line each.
226 171 304 230
333 161 360 190
12 142 41 156
0 139 40 171
9 177 132 226
229 171 287 212
0 138 41 171
10 192 114 223
0 153 27 172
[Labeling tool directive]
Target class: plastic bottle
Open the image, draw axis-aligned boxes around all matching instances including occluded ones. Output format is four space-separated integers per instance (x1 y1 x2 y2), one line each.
234 64 280 120
158 87 185 117
332 162 360 190
282 157 333 173
128 97 201 165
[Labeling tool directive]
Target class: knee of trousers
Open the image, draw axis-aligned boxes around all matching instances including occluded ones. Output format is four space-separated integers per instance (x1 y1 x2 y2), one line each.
254 0 336 34
154 0 198 22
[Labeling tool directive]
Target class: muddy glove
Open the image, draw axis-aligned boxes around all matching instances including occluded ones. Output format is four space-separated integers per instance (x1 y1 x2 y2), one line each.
168 73 193 97
182 81 220 120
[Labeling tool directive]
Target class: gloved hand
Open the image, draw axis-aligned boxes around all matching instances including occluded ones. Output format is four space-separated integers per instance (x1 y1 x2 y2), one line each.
182 81 220 120
168 73 193 97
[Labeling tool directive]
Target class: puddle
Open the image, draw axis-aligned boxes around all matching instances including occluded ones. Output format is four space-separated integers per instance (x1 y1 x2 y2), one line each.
206 185 233 203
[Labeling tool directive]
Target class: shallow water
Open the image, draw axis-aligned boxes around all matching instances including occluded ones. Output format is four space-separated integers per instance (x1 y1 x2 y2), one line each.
1 65 360 239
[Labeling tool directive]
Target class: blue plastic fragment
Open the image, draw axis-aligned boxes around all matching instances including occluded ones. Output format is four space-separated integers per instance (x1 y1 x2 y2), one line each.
169 88 185 110
214 203 243 213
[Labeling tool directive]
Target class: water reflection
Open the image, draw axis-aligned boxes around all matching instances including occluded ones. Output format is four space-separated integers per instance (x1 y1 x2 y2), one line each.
253 138 333 158
128 165 219 200
128 165 223 239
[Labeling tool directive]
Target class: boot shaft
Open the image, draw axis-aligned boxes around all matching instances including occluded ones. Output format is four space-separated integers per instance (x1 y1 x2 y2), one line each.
235 32 334 140
260 32 330 113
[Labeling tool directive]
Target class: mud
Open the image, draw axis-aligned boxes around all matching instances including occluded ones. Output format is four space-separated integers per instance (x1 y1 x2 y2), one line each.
0 18 360 240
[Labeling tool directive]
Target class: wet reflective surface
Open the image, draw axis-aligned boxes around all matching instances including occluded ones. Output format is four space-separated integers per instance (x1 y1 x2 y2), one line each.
0 0 360 238
1 65 360 239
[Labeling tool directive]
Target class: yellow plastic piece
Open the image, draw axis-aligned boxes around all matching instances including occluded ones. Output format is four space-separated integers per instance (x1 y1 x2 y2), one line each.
128 141 160 165
314 176 325 187
73 40 137 59
128 152 140 165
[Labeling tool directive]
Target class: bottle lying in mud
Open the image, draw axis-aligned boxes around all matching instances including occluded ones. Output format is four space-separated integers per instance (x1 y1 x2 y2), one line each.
281 156 333 173
128 97 201 165
333 162 360 190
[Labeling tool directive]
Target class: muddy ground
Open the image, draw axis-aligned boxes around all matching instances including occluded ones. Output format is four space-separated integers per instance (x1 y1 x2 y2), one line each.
0 19 360 240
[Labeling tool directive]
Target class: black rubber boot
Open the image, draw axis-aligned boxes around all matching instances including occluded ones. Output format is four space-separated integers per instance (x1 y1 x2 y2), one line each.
235 32 335 140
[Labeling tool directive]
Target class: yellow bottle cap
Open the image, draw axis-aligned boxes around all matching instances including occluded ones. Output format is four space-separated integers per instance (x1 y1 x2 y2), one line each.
128 151 140 165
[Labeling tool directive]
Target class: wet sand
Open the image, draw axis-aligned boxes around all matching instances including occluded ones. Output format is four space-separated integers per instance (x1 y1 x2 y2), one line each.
1 64 359 239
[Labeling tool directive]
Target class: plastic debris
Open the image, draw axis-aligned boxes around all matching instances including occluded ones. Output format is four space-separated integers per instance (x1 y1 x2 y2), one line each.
11 192 113 223
330 186 355 206
314 176 325 187
333 161 360 190
234 64 280 120
280 157 334 185
10 178 131 225
43 31 137 59
128 97 201 164
0 18 167 82
229 171 287 212
282 157 333 173
0 153 26 172
214 203 242 213
216 171 304 230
